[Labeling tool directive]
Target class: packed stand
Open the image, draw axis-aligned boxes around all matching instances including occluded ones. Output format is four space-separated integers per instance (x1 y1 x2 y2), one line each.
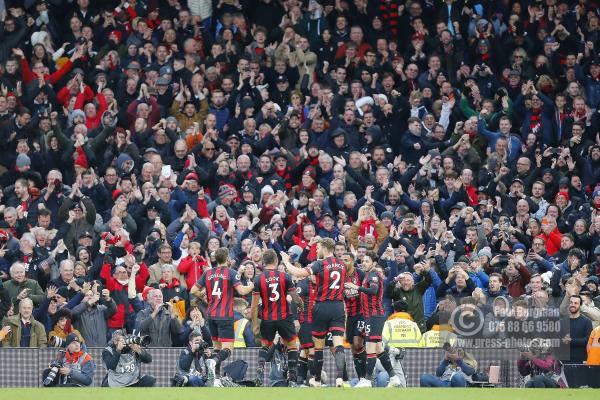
0 0 599 389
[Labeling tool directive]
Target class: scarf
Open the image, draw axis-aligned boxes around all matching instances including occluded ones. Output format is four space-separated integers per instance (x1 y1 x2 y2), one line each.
530 109 542 134
276 166 292 191
159 278 181 289
359 218 378 240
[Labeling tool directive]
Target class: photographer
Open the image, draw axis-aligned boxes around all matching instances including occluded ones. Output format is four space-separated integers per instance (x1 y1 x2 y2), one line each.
42 333 95 387
419 344 477 387
101 330 155 387
173 331 217 387
135 288 182 347
517 338 567 388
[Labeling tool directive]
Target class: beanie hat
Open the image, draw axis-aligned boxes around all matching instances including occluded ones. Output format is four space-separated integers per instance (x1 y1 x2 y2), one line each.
16 153 31 168
513 243 527 253
478 247 492 259
555 191 569 203
64 333 80 347
218 184 236 201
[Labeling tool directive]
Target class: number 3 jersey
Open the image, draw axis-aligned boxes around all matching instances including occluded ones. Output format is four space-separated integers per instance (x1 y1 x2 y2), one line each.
197 266 241 320
253 270 296 321
304 256 346 302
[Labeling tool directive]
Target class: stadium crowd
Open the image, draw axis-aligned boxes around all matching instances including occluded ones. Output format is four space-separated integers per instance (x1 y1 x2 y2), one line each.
0 0 600 389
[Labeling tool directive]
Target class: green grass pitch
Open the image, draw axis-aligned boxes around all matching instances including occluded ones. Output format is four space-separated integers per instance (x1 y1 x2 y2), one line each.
4 388 596 400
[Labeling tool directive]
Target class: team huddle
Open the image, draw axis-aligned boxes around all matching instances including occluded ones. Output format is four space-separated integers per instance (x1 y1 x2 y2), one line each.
191 238 401 387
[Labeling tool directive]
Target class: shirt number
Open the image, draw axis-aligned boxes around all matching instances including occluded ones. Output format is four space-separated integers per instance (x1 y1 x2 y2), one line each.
211 281 222 298
329 270 341 289
268 283 280 302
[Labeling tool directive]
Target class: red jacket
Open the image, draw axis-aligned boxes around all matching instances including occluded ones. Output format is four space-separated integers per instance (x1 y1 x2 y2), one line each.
20 58 73 85
177 255 208 289
74 87 107 130
100 262 149 329
537 228 562 256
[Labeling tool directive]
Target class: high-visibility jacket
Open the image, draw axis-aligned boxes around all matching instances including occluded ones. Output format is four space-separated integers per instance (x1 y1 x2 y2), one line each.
587 326 600 365
420 325 458 348
234 319 249 348
382 312 422 347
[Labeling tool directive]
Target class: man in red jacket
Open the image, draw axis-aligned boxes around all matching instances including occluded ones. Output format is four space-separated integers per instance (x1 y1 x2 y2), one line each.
537 216 561 256
100 254 149 335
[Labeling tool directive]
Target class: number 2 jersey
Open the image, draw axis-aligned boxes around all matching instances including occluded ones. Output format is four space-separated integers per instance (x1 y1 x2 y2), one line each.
197 266 241 320
360 269 385 318
252 270 296 321
304 256 346 302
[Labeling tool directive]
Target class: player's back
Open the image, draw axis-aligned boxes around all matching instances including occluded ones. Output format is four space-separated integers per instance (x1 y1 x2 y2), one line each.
203 266 238 319
313 256 346 302
296 277 315 323
255 269 294 321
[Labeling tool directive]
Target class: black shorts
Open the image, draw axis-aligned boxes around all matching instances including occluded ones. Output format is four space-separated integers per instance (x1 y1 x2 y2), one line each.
365 316 386 342
260 316 298 345
299 321 314 349
312 301 346 338
208 319 234 343
345 315 366 343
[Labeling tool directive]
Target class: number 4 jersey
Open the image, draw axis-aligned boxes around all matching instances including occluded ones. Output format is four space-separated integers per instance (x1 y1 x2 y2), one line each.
253 270 296 321
197 266 241 320
304 256 346 302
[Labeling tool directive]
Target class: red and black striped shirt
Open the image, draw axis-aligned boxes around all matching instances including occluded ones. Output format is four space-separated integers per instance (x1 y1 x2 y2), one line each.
344 268 365 317
360 270 384 318
252 270 295 321
296 277 315 323
305 256 346 302
197 266 241 320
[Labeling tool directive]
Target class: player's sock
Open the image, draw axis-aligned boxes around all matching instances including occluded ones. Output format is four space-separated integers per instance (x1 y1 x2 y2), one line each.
365 353 377 380
334 345 346 380
307 355 316 378
313 349 324 382
297 356 308 384
353 348 366 378
342 362 348 381
287 349 299 383
377 351 395 376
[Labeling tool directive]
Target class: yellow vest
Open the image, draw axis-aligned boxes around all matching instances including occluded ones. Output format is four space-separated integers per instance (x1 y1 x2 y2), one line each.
587 326 600 365
382 312 423 348
234 319 249 348
420 325 458 348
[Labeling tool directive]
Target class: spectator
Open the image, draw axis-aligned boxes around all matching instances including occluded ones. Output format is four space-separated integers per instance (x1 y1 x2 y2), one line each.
1 298 47 347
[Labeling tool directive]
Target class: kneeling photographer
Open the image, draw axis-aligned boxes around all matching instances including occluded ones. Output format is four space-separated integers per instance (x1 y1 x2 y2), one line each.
42 333 96 387
517 338 567 388
173 331 217 387
102 330 156 387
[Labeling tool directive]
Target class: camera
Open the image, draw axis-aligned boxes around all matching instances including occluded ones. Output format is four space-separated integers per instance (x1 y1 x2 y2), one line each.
48 336 67 348
133 250 144 263
173 373 189 387
123 334 151 347
43 355 65 386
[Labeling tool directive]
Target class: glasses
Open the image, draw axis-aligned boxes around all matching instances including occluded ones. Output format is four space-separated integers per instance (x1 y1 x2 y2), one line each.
204 147 215 151
514 55 523 59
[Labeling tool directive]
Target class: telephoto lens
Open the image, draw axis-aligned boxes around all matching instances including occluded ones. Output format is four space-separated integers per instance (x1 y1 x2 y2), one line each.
43 360 63 386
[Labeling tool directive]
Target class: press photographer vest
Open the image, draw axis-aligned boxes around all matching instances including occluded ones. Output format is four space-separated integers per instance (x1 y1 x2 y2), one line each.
106 349 141 387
